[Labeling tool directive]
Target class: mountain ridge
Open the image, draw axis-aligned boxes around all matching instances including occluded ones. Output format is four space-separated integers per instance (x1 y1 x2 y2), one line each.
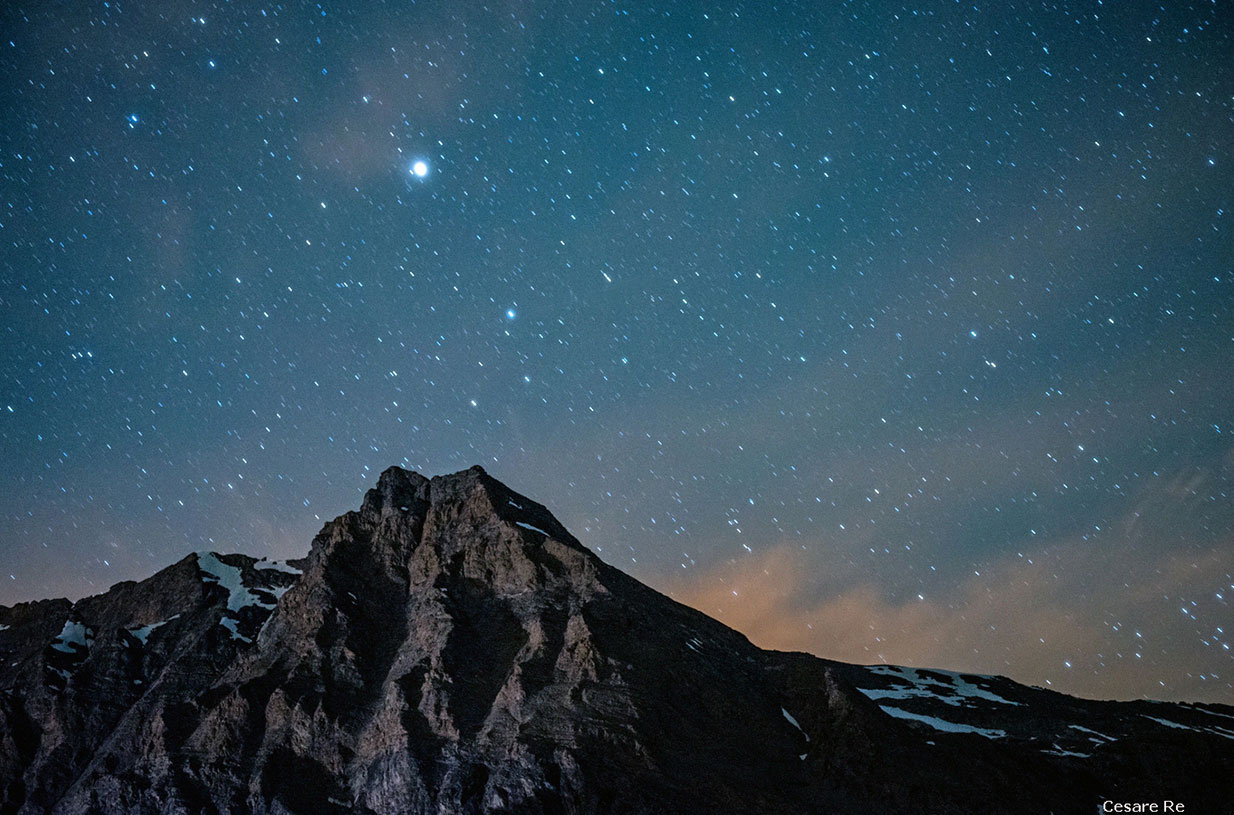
1 464 1231 814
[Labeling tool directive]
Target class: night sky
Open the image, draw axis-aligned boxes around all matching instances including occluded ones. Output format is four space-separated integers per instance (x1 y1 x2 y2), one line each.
2 1 1232 704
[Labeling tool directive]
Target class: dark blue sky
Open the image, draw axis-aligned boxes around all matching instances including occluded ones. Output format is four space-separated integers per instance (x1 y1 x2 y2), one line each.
2 0 1231 703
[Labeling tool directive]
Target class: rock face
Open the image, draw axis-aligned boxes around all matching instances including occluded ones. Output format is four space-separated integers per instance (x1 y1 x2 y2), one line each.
1 465 1231 814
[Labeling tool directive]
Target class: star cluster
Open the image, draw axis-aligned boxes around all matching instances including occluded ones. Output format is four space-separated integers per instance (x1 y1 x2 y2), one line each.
1 1 1231 702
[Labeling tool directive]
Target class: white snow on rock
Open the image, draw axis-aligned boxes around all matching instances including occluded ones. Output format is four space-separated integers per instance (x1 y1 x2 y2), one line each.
196 552 271 611
1043 744 1091 758
219 617 251 644
1068 724 1116 743
50 620 93 654
196 552 279 641
515 521 550 537
507 498 524 510
255 559 303 576
0 624 9 632
861 665 1021 707
1142 714 1234 742
1152 703 1234 740
127 614 180 645
782 707 809 742
265 584 293 601
877 705 1007 739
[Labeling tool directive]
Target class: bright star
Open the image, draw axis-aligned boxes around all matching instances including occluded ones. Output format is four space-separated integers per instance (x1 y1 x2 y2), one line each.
506 309 516 320
411 160 429 177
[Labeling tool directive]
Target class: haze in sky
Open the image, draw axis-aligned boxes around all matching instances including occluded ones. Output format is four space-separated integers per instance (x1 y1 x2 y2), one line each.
1 1 1231 703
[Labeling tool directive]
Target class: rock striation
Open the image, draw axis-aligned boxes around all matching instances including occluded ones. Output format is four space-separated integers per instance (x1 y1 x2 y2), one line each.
1 465 1231 813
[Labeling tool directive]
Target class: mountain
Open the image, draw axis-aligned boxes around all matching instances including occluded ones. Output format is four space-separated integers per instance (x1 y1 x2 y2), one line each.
1 465 1231 814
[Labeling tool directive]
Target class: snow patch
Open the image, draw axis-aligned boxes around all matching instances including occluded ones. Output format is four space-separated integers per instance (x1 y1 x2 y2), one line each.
255 559 303 575
1068 724 1116 742
782 707 809 742
862 665 1020 707
877 705 1007 739
127 614 180 645
50 620 93 654
0 624 9 632
197 553 267 611
515 521 550 537
1186 705 1234 723
1043 744 1091 758
196 552 274 641
1143 715 1234 741
219 617 252 644
265 584 293 601
507 498 524 510
1151 703 1234 740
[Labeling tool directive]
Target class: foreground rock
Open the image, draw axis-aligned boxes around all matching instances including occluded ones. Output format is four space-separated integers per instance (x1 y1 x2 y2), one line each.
1 466 1231 813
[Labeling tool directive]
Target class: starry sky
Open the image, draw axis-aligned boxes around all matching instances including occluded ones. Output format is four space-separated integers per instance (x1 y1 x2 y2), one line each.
2 1 1232 704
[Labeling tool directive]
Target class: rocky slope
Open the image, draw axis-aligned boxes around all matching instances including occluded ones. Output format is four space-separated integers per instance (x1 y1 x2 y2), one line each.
1 465 1231 814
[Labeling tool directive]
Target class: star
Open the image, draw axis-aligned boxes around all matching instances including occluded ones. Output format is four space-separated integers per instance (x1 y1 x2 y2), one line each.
2 0 1230 708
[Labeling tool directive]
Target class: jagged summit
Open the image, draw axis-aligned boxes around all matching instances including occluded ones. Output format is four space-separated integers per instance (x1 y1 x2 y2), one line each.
353 465 579 555
1 465 1231 814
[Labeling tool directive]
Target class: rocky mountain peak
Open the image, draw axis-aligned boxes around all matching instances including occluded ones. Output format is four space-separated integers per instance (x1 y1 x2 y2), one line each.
359 465 433 525
300 465 591 603
1 466 1231 814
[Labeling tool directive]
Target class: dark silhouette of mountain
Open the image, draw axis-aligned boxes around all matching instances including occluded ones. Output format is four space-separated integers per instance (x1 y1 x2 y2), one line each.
1 465 1231 813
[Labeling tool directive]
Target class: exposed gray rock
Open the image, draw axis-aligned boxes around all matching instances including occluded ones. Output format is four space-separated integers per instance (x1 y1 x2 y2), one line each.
1 465 1230 813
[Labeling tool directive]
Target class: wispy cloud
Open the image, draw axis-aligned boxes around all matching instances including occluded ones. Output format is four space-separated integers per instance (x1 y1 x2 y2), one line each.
659 468 1233 704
